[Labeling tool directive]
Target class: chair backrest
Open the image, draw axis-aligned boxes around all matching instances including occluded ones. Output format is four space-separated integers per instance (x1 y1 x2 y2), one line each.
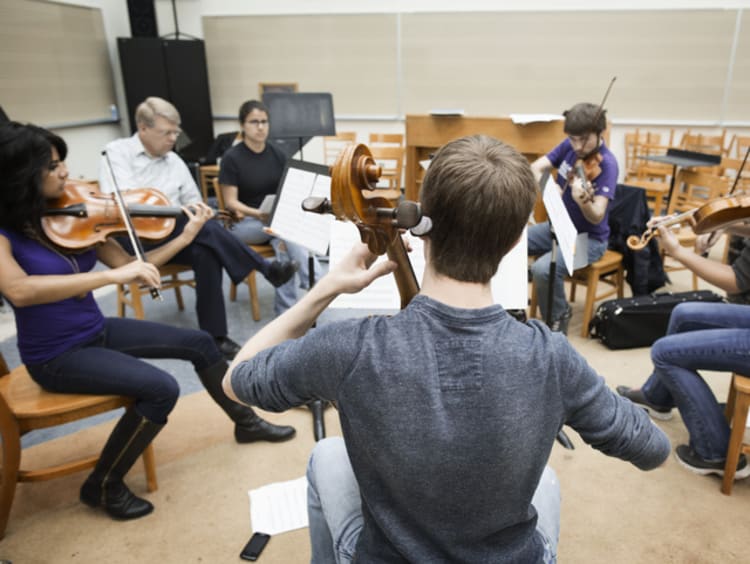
727 134 750 160
720 157 750 193
680 130 727 156
368 133 404 147
211 177 227 211
369 145 404 190
323 132 357 165
625 129 675 182
666 169 731 215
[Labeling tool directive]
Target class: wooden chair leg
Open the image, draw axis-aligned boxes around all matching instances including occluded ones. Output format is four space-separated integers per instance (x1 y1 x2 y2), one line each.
580 268 600 338
725 376 737 422
117 284 127 317
229 282 238 302
0 412 22 540
142 443 158 493
722 387 750 495
528 279 538 319
128 282 145 319
171 274 185 311
616 265 625 298
248 272 261 322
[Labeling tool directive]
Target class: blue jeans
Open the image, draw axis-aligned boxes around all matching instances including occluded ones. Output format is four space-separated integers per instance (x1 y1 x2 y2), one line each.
231 217 324 316
306 437 561 563
26 317 222 423
640 302 750 461
528 222 607 322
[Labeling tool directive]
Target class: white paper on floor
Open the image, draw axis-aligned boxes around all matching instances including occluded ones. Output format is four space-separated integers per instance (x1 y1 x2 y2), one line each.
249 476 308 535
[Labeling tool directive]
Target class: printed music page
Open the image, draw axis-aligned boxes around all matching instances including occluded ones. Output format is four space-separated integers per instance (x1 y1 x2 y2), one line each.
328 222 527 310
268 166 332 256
542 175 578 276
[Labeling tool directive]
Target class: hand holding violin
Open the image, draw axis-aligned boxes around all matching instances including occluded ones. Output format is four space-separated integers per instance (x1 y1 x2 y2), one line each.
180 202 215 242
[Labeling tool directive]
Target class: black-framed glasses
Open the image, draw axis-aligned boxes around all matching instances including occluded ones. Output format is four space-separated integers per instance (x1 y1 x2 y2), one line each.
246 119 269 127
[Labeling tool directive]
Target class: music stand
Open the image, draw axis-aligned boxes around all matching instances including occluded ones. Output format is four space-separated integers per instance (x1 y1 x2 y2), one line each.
268 159 333 441
262 92 336 161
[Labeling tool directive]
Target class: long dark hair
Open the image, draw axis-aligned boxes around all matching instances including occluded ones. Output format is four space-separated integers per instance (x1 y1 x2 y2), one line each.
0 122 67 234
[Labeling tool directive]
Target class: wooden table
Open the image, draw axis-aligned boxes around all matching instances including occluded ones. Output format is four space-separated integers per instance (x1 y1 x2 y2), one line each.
405 115 567 201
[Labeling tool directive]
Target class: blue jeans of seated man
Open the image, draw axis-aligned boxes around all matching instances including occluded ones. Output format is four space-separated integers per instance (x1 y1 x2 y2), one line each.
231 216 324 316
26 317 222 424
306 437 561 564
528 221 608 323
640 302 750 461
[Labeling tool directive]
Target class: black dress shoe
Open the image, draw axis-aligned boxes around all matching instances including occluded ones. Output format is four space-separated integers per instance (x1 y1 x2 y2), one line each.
235 418 296 443
265 260 299 288
215 336 241 360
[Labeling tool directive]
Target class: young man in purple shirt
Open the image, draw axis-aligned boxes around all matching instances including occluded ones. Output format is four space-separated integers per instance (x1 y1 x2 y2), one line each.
529 102 619 334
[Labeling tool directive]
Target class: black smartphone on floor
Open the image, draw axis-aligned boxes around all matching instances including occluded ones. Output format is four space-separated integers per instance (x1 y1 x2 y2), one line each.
240 532 270 561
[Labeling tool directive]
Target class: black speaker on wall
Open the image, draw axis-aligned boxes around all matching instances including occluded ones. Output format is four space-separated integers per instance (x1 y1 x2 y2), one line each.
127 0 158 37
118 37 214 163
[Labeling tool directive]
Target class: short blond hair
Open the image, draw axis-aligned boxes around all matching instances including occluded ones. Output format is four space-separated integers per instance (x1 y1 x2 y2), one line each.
135 97 180 128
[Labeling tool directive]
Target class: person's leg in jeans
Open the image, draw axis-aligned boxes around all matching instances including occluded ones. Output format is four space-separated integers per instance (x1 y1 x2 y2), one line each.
532 466 561 564
643 302 750 460
307 437 363 564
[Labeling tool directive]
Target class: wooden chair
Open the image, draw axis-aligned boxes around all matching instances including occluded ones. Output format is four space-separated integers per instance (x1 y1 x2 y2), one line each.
727 134 750 160
529 249 625 338
198 164 221 205
721 373 750 495
680 130 727 175
369 133 405 190
0 352 157 539
323 132 357 165
212 178 277 321
116 263 195 320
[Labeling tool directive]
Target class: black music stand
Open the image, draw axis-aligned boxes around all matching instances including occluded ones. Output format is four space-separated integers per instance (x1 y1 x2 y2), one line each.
262 92 336 161
268 159 333 441
640 148 722 212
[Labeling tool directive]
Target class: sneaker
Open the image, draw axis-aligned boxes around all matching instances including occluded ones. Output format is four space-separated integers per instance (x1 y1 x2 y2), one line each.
549 306 573 335
615 385 673 420
675 444 750 480
266 260 299 288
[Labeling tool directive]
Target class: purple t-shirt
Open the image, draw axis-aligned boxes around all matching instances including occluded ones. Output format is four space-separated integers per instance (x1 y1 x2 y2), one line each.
547 138 619 242
0 228 104 364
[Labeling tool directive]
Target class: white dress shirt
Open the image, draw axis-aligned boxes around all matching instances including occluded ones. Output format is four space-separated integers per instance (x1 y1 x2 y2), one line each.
99 133 202 206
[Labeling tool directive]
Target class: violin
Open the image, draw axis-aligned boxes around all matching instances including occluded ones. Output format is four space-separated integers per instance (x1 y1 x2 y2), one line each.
626 193 750 251
42 181 182 250
628 144 750 251
302 143 421 308
569 151 603 204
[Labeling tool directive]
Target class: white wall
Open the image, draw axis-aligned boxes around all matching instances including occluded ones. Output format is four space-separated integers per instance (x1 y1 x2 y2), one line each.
45 0 750 179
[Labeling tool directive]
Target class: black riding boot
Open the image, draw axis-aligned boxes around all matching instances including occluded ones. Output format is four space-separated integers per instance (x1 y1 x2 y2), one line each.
80 408 164 520
197 360 296 443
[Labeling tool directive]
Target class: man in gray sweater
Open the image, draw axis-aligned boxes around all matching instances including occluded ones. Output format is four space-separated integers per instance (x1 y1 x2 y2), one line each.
224 135 670 563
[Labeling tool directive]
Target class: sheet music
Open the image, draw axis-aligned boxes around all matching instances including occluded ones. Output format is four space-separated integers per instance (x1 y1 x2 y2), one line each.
542 176 578 276
510 113 564 124
249 476 308 535
268 167 332 256
328 222 527 310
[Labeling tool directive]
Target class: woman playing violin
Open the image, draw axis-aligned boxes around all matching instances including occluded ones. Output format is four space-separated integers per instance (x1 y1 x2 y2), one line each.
617 220 750 480
528 102 619 333
0 122 293 522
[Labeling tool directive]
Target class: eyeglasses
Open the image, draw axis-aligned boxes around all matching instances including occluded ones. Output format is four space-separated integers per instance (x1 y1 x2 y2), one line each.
246 120 269 127
47 160 63 171
151 127 182 138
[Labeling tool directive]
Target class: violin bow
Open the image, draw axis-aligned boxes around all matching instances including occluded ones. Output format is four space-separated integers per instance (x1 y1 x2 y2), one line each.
101 150 163 300
727 144 750 197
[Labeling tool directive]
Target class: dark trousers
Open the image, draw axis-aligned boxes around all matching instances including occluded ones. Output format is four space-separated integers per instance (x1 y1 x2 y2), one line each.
27 317 223 423
122 217 270 337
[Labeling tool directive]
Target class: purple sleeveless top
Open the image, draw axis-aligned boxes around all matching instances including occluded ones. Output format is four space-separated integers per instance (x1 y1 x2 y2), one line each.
0 228 105 364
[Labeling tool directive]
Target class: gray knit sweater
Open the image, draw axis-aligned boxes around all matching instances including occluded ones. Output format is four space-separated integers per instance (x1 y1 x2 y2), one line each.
232 295 670 563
